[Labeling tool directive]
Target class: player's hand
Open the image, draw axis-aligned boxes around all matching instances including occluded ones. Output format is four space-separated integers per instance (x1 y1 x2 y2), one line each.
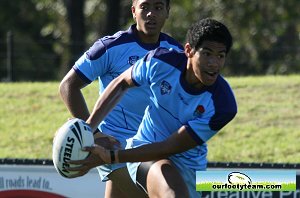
84 144 111 164
68 144 110 169
66 154 102 178
66 133 119 178
94 132 121 150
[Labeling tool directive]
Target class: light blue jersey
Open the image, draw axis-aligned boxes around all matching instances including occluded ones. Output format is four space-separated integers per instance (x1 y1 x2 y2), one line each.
73 25 183 180
128 47 237 196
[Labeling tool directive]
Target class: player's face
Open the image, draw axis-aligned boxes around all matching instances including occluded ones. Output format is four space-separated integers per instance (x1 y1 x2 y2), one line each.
185 41 227 88
132 0 169 43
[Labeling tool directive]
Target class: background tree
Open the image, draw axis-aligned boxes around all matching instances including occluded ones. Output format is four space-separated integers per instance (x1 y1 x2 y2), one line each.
63 0 85 75
164 0 300 75
104 0 121 35
0 0 299 81
0 0 60 81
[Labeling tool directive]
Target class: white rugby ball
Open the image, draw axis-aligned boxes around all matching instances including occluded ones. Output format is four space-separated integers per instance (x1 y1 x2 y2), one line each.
52 118 94 178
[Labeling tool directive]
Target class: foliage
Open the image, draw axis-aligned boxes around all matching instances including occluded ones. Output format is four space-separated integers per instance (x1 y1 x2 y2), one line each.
0 0 61 81
0 0 299 81
163 0 300 75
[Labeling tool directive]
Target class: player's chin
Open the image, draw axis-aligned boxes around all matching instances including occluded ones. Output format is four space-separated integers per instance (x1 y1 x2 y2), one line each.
144 25 161 35
202 72 219 86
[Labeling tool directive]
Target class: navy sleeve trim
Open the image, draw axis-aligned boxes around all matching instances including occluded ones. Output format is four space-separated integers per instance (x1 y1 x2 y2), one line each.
72 66 92 84
185 125 204 145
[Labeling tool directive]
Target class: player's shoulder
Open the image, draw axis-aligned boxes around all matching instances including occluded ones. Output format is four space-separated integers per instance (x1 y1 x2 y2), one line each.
159 32 184 50
145 47 186 69
214 76 234 93
86 28 134 60
206 76 237 130
210 76 237 112
101 29 135 47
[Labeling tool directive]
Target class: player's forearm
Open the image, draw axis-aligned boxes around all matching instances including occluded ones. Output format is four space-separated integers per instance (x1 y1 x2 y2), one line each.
86 68 134 131
116 126 198 163
86 77 130 132
117 141 175 163
59 83 90 120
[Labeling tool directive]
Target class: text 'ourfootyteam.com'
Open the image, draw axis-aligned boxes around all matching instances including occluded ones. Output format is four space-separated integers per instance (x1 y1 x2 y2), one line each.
212 183 282 191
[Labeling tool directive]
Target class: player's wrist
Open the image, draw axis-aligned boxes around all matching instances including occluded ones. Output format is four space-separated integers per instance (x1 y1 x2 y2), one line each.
115 150 119 163
109 150 119 164
97 146 111 164
102 149 110 164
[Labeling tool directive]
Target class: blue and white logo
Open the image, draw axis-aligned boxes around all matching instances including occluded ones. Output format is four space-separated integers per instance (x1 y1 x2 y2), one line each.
160 80 172 95
128 56 139 65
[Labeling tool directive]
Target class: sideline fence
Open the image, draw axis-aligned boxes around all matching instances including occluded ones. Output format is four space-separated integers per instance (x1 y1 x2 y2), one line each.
0 159 299 198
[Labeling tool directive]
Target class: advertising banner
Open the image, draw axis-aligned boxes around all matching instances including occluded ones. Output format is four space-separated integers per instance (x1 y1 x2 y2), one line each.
0 161 299 198
0 165 105 198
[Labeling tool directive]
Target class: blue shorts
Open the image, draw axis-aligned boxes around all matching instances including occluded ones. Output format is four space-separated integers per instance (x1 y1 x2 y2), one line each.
97 139 127 181
97 127 133 182
97 163 126 182
126 138 203 198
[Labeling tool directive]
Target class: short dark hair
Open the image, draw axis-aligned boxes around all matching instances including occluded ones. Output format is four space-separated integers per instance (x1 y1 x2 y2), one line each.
132 0 170 8
186 18 233 53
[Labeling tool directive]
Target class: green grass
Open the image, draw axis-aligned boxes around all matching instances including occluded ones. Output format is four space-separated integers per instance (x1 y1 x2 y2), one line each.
0 75 299 163
207 75 300 163
0 82 99 159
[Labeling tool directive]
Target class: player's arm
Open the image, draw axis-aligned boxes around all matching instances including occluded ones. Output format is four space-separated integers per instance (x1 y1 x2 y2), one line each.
68 125 200 167
117 125 199 162
59 69 90 120
86 67 136 132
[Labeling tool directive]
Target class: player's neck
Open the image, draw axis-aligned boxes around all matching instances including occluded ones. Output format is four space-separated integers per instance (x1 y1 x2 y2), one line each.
135 29 160 44
184 67 205 91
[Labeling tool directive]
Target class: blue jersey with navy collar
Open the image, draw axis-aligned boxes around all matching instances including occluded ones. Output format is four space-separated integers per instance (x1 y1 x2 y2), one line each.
131 47 237 170
73 24 183 140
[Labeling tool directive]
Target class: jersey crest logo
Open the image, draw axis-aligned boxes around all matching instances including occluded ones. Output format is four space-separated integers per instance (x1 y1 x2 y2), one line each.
128 56 139 65
193 105 205 117
160 80 172 95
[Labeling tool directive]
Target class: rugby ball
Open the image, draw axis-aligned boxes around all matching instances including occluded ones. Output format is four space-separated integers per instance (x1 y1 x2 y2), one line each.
52 118 94 178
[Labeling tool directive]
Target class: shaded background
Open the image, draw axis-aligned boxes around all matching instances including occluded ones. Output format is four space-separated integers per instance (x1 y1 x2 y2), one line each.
0 0 299 81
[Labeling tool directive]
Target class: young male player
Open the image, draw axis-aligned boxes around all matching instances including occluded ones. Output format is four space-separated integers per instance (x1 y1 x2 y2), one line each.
59 0 183 197
69 18 238 197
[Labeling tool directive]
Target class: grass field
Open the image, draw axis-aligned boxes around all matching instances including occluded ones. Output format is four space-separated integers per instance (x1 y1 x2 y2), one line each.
0 75 299 163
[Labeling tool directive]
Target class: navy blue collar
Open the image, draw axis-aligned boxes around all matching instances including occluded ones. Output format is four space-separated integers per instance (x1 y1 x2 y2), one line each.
128 24 161 50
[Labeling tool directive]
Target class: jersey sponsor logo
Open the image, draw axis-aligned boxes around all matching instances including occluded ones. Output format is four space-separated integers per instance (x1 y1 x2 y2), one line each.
128 56 139 65
193 105 205 117
160 80 172 95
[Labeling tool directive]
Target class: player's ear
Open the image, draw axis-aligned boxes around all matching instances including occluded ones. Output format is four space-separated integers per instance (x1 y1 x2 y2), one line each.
131 6 136 21
184 43 194 58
